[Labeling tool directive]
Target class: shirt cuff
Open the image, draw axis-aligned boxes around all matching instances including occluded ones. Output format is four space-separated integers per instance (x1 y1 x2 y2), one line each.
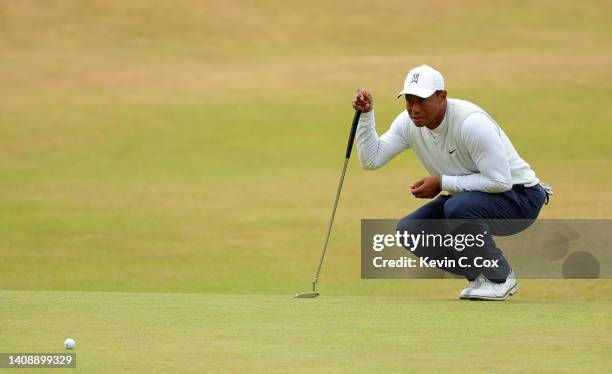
441 175 458 193
358 110 374 125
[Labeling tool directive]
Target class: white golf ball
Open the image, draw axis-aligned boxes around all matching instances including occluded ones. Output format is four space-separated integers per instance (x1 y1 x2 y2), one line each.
64 338 76 349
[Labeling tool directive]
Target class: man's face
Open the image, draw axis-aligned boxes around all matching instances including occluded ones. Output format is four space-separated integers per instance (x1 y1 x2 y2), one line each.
405 91 447 128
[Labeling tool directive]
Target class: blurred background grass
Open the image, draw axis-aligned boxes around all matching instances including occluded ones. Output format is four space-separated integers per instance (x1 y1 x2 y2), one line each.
1 0 611 297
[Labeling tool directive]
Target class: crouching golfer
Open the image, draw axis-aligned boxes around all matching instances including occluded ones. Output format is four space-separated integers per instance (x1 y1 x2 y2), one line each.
352 64 552 301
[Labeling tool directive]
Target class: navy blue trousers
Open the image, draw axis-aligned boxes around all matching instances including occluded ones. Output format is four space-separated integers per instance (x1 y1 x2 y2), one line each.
396 184 547 281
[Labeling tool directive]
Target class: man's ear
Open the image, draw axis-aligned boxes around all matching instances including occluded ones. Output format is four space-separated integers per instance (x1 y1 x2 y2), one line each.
439 90 447 100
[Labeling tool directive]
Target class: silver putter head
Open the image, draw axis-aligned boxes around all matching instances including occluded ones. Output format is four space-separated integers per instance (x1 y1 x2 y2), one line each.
294 291 319 298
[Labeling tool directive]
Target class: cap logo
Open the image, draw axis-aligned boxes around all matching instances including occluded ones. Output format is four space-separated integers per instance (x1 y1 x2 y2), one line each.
410 73 419 84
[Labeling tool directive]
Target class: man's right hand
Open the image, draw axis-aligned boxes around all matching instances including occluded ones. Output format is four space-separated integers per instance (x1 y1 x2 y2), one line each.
352 89 373 112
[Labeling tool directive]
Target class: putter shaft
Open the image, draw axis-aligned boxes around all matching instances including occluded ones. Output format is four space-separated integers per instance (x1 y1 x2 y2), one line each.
298 110 361 298
312 157 350 288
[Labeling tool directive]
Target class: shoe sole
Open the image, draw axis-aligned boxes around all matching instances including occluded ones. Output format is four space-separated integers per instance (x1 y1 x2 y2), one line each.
467 284 518 301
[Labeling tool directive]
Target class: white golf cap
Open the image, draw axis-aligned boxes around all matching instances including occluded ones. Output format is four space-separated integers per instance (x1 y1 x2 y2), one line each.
396 64 445 98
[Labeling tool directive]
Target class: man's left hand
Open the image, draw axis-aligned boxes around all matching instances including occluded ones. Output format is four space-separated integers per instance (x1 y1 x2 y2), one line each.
411 176 441 199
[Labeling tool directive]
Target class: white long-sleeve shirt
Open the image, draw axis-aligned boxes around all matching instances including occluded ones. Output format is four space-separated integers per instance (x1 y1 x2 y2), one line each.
356 98 539 194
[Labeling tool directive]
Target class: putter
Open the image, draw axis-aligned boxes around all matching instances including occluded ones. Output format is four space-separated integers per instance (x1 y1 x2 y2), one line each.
295 110 361 298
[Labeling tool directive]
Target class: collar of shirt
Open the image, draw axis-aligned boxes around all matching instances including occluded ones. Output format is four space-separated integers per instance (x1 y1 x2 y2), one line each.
428 107 449 141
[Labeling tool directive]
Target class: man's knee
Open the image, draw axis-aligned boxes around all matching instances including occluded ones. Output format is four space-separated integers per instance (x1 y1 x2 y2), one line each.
396 215 436 236
396 216 407 231
443 193 486 219
396 217 441 257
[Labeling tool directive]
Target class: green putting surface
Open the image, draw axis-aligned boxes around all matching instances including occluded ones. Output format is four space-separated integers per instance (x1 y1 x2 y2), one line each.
1 290 611 373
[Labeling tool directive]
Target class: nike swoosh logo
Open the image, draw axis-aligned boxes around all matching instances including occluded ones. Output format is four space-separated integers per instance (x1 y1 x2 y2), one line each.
449 149 456 154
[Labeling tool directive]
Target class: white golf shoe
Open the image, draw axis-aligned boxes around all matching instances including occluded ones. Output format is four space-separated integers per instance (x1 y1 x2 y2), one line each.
459 275 487 299
467 271 518 301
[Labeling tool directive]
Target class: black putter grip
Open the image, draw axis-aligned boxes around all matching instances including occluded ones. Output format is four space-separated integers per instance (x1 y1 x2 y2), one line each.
345 110 362 159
